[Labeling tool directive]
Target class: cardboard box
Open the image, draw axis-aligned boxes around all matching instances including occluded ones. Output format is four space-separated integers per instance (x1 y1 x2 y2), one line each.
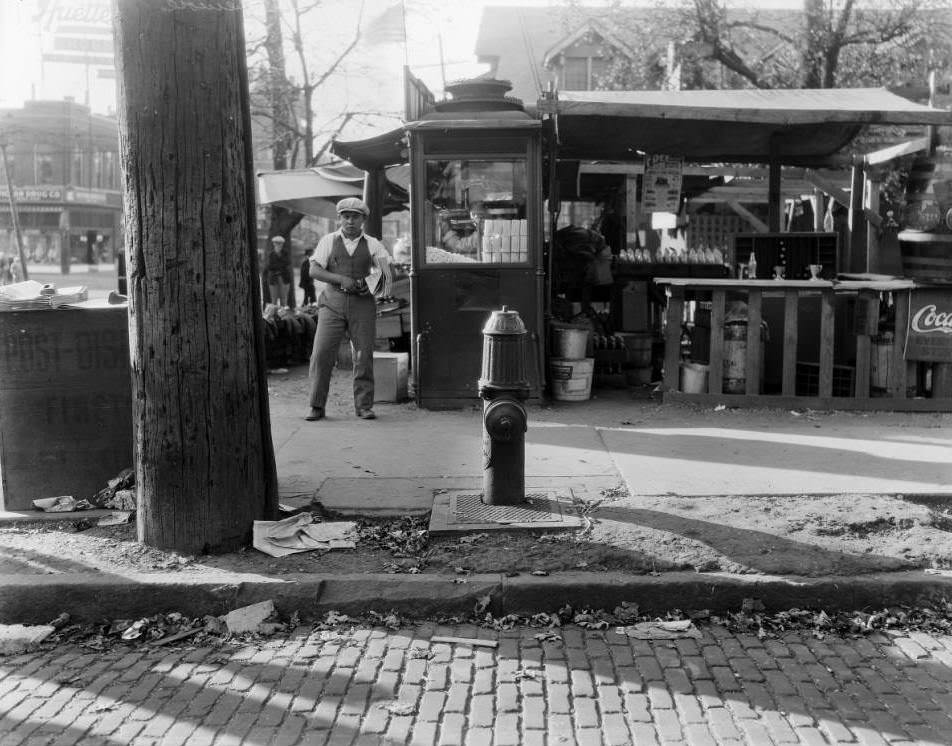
374 352 409 402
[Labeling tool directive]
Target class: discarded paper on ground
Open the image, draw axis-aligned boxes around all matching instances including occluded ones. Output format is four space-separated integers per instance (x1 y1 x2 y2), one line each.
252 513 356 557
617 620 702 639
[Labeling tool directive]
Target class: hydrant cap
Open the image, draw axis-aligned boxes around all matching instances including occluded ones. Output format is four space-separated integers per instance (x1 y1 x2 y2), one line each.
483 306 526 335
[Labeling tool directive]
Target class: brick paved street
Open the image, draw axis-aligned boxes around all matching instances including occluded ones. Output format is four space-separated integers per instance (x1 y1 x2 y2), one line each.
2 621 952 745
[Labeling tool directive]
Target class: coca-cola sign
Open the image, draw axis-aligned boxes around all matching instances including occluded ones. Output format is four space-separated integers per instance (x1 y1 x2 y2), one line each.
906 290 952 362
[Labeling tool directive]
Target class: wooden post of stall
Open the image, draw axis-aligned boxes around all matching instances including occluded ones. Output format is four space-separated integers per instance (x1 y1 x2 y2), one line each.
363 167 387 240
854 289 880 398
890 291 909 399
813 188 824 232
768 136 781 233
745 288 763 395
663 286 685 392
865 170 881 273
848 160 867 273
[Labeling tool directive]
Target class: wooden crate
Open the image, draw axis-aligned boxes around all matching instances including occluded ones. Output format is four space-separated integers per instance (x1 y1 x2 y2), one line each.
0 308 133 511
373 352 409 402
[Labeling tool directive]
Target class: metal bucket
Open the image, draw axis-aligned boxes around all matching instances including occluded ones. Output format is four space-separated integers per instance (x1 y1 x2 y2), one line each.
553 326 590 359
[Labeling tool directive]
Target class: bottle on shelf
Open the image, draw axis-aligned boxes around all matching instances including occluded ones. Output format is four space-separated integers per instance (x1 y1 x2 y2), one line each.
747 251 758 279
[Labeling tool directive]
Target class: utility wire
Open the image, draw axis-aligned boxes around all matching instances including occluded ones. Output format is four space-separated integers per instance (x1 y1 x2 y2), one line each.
518 9 544 98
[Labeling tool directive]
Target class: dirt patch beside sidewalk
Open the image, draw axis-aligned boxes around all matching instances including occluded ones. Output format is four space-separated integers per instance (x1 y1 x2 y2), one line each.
3 490 952 579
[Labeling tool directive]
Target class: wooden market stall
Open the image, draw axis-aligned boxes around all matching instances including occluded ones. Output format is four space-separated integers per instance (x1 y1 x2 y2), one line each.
537 86 952 410
330 76 952 410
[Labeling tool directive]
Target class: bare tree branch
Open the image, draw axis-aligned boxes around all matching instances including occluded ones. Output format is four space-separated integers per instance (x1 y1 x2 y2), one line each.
724 20 797 47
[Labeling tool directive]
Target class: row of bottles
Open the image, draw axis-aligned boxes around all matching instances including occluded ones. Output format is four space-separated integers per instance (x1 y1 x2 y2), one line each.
616 245 727 265
592 333 626 350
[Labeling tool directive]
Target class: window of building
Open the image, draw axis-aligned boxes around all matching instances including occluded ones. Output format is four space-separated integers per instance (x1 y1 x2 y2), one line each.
103 152 116 189
36 154 54 184
590 57 609 87
93 151 103 188
562 57 589 90
71 147 84 186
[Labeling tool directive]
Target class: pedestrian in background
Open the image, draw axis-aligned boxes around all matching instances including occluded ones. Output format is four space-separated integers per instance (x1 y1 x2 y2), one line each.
265 235 292 307
305 198 392 422
300 247 316 305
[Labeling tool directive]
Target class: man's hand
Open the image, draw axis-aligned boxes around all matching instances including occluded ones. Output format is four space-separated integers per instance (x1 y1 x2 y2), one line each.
339 276 356 291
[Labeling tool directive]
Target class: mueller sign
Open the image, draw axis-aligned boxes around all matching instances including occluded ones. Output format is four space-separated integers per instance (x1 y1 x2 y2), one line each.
906 289 952 363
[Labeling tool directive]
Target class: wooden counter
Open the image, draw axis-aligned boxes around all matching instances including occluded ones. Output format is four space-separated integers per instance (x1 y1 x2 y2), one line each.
655 277 952 411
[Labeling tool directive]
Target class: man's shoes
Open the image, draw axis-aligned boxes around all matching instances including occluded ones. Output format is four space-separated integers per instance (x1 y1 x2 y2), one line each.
356 409 376 420
305 407 324 421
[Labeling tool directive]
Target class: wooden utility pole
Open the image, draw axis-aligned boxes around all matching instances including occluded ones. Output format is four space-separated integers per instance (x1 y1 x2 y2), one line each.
113 0 278 553
0 142 29 281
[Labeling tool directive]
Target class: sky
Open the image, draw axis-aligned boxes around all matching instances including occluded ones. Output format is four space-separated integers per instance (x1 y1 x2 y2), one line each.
0 0 803 137
0 0 544 114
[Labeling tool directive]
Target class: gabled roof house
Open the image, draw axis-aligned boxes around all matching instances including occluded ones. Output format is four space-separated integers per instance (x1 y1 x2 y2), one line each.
474 6 649 104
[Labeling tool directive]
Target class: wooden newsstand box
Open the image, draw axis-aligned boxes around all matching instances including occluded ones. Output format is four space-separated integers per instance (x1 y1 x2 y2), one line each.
0 307 133 511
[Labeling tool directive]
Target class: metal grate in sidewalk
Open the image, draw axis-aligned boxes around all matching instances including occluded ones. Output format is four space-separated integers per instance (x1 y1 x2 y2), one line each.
428 488 584 536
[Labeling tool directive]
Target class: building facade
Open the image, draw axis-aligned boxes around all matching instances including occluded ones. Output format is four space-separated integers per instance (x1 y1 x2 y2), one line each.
0 99 122 268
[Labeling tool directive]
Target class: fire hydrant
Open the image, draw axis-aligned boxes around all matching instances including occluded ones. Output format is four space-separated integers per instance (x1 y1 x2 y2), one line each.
478 306 530 506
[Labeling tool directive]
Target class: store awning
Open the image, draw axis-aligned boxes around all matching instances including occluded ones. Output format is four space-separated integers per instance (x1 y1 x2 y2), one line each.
547 88 952 166
331 128 408 171
256 162 410 216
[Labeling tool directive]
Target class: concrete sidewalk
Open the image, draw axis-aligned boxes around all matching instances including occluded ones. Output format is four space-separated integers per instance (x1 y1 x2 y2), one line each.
270 366 952 513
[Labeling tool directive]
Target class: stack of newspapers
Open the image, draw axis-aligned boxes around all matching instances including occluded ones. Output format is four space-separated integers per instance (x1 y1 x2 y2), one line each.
0 281 88 311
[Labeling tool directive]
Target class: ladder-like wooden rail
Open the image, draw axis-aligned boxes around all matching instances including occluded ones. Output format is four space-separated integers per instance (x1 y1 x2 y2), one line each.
657 277 952 412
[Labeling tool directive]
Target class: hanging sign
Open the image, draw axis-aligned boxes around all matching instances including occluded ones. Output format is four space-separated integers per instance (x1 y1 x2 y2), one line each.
905 289 952 362
642 154 683 214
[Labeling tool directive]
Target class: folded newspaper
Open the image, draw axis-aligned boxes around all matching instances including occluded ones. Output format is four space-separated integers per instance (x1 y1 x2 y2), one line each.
252 513 356 557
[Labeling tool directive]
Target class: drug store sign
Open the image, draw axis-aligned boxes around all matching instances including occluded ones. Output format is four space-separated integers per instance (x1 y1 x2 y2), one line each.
906 289 952 362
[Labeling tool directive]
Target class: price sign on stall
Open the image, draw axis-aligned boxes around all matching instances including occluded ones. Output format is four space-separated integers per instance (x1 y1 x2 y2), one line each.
642 154 683 214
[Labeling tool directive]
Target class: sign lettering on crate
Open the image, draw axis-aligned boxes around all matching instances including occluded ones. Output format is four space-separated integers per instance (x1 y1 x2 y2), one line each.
906 289 952 362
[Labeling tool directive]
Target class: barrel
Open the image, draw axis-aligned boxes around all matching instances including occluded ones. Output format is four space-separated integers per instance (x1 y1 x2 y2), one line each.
722 321 765 394
898 145 952 281
616 331 653 385
549 357 594 401
615 332 652 366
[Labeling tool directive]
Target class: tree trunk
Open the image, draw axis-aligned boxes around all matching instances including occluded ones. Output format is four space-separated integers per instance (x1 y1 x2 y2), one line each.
801 0 826 87
114 0 278 553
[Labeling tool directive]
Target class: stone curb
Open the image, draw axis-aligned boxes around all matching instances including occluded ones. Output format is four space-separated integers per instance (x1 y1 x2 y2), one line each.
3 570 952 625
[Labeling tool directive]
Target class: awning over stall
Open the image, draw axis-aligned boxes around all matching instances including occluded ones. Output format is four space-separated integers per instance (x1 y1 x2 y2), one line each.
331 128 407 171
256 162 410 216
544 88 952 166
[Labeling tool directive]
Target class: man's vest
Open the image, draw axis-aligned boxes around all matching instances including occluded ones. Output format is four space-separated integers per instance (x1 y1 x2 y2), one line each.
327 234 372 294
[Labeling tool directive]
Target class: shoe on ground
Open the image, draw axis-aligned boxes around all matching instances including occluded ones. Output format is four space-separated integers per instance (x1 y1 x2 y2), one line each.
356 409 376 420
305 407 324 421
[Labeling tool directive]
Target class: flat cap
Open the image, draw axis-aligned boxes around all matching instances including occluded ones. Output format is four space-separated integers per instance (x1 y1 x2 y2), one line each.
336 197 369 216
271 235 286 243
